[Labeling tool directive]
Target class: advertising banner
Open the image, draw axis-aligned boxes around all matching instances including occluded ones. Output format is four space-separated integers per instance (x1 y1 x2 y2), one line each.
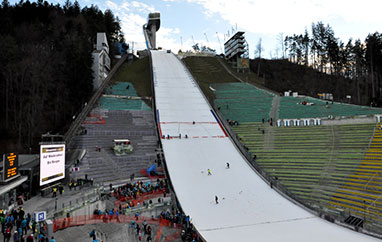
237 58 249 69
40 144 65 186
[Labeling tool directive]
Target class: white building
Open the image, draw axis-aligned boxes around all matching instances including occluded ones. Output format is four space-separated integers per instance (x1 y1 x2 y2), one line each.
92 33 111 90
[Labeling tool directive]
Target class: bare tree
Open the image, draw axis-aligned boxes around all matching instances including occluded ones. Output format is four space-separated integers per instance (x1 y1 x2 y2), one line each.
255 38 263 77
255 38 263 58
274 47 280 59
277 33 286 59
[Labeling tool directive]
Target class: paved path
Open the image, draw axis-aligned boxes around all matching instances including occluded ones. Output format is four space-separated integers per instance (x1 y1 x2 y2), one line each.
264 95 280 150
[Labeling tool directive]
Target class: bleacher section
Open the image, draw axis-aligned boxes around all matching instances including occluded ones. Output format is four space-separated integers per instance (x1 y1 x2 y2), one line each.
212 83 275 122
183 56 238 83
202 72 382 224
100 82 151 111
70 81 157 183
279 96 382 119
183 53 382 230
328 123 382 221
232 122 378 217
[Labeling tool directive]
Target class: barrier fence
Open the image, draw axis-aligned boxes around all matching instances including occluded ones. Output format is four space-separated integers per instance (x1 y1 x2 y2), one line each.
114 189 166 207
53 215 182 241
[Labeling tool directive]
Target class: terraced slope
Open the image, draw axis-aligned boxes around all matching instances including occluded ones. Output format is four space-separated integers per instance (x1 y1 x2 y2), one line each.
328 123 382 221
71 58 157 183
211 83 275 122
185 55 382 224
232 123 375 212
183 56 239 103
100 82 151 111
279 96 382 119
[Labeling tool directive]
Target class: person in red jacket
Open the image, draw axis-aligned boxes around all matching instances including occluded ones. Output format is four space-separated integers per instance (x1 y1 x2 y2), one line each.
26 234 34 242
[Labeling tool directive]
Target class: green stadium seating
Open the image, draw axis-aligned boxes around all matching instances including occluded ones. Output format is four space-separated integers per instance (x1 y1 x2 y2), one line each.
279 96 382 119
99 82 151 111
212 83 275 122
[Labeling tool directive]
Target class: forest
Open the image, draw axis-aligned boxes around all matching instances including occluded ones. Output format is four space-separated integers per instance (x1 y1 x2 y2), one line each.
0 0 124 153
282 22 382 106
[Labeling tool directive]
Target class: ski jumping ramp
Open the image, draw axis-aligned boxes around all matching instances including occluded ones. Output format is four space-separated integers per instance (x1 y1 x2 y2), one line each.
151 50 379 242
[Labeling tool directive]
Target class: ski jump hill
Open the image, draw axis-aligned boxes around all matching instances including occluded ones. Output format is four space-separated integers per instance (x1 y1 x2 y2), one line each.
151 50 380 242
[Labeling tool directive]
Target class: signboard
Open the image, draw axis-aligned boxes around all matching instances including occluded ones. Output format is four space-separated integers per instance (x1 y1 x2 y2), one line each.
40 144 65 186
3 153 19 182
237 58 249 69
34 211 47 222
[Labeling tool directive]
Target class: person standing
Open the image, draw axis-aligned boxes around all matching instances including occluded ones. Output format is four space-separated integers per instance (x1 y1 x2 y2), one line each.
21 218 27 235
143 220 147 233
207 169 211 175
215 196 218 204
3 226 11 242
52 187 57 198
13 230 20 242
58 185 64 195
26 234 33 242
146 234 152 242
136 224 140 235
226 162 230 169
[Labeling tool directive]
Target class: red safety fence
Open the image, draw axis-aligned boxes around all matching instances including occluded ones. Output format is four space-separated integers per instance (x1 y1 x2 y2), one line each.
53 215 182 241
165 230 182 242
114 189 166 208
82 114 105 124
140 169 166 179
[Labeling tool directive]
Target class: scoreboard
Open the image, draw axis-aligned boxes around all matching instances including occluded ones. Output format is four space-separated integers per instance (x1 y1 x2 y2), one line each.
3 153 19 182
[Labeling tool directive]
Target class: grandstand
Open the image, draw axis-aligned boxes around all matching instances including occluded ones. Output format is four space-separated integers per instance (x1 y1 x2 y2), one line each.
70 66 157 183
279 96 382 119
100 82 151 111
232 123 375 210
184 55 382 233
183 56 236 83
328 124 382 222
211 82 275 122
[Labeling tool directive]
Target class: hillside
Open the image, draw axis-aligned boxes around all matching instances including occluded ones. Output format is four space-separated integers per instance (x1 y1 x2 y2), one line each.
251 59 370 105
0 1 123 153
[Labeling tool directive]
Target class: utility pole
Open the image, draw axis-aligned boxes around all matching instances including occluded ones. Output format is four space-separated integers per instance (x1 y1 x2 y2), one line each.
180 36 183 50
191 35 195 46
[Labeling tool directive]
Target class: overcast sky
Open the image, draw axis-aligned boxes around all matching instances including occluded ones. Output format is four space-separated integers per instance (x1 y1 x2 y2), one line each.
9 0 382 58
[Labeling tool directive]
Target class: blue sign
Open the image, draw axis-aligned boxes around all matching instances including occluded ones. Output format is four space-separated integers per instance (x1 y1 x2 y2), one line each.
34 211 47 222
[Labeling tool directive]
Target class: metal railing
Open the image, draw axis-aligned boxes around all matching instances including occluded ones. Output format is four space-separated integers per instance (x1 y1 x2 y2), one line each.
48 186 103 219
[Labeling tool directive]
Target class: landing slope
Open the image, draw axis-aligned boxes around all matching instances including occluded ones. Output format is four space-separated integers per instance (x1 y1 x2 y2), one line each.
151 50 379 242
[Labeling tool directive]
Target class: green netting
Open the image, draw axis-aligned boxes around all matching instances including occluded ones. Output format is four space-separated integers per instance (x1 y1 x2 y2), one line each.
99 82 151 111
278 96 382 119
212 83 275 122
